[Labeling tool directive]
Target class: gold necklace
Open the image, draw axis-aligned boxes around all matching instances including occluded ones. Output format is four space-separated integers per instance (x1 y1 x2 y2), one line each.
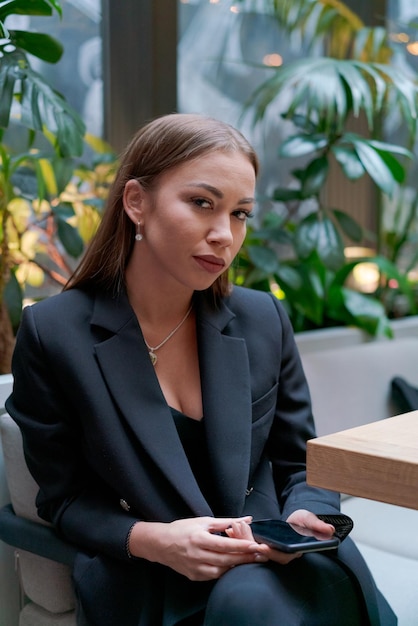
143 305 193 366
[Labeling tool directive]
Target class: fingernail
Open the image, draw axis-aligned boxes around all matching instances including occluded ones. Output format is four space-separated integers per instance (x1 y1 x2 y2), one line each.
254 553 268 562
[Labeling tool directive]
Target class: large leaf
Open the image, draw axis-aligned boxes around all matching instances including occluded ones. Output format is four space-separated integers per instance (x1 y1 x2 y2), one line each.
295 212 319 259
373 150 407 185
299 155 329 196
366 139 413 158
1 53 85 156
34 157 58 199
3 270 23 329
248 226 292 245
53 202 75 219
0 0 61 20
295 212 345 270
274 264 302 291
51 156 77 194
276 268 325 326
279 133 328 158
332 209 363 242
339 287 391 336
55 217 84 257
351 139 397 196
273 187 304 202
317 215 345 270
0 55 19 126
10 30 63 63
332 144 365 180
246 244 279 274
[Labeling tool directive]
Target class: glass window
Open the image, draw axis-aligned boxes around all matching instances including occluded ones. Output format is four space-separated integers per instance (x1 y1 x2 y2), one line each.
6 0 103 137
177 0 318 212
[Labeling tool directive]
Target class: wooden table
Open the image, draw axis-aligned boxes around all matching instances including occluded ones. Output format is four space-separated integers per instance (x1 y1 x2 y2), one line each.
307 411 418 510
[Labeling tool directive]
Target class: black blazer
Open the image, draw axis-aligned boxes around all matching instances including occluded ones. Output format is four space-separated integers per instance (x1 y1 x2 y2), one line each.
6 286 395 626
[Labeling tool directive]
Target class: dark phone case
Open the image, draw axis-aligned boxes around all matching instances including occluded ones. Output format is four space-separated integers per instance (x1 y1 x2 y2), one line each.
316 513 354 541
251 520 340 554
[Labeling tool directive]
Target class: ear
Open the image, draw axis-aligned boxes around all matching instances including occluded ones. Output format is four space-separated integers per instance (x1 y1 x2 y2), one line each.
123 179 145 224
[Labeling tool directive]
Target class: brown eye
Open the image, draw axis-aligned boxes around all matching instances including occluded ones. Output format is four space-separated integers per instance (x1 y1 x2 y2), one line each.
233 210 254 222
193 198 212 209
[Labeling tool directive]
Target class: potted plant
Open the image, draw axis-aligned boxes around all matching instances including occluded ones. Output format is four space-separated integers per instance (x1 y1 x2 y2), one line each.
0 0 116 373
231 0 418 337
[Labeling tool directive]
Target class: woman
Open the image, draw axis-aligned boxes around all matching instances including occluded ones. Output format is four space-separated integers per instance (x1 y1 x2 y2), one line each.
6 114 396 626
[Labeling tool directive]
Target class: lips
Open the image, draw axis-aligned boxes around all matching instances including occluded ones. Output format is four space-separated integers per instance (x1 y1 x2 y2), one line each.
193 254 226 274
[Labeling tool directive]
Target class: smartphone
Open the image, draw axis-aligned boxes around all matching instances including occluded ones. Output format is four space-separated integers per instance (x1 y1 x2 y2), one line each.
251 519 340 554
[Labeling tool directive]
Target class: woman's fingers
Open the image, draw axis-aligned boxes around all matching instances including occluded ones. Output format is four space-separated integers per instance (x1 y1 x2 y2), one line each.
226 520 254 541
286 509 335 538
207 516 252 533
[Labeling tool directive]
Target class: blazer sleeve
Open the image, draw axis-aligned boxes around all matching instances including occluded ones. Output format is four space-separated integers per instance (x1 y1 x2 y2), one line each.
6 304 139 562
266 296 340 518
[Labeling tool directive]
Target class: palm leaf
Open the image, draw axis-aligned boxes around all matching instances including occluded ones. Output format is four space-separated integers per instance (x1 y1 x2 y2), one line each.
245 57 418 140
1 53 85 157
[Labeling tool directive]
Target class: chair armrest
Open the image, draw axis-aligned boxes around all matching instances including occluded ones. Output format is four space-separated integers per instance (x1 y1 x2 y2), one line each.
0 503 77 567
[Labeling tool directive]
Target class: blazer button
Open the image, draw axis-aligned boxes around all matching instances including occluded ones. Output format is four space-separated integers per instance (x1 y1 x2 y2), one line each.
120 498 130 512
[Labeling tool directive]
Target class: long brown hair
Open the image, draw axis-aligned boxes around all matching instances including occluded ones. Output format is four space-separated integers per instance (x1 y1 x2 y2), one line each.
65 113 259 299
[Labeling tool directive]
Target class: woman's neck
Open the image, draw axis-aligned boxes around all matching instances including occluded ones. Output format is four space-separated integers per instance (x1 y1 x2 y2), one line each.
125 259 193 326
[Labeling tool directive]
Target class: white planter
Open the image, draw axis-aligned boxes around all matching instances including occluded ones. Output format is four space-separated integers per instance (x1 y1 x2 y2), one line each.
295 315 418 356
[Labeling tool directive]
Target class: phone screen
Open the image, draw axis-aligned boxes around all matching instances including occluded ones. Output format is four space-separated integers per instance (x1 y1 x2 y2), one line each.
251 519 340 553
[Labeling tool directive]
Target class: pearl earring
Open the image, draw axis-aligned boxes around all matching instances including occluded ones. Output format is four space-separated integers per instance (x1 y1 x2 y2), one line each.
135 221 143 241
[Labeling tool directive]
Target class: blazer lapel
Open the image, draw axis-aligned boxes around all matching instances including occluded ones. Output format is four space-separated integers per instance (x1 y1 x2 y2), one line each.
197 294 252 516
91 289 212 516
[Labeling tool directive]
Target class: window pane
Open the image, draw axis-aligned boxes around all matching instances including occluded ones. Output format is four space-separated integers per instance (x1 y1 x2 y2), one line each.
177 0 310 211
6 0 103 138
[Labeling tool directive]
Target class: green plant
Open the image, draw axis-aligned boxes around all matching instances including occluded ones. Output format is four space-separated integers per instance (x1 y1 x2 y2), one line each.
0 0 116 372
231 0 418 335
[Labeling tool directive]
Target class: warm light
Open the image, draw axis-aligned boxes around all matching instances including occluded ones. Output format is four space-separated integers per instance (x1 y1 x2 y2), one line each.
390 32 409 43
407 41 418 55
407 269 418 284
230 4 240 13
352 263 380 293
263 53 283 67
345 247 379 293
345 246 375 259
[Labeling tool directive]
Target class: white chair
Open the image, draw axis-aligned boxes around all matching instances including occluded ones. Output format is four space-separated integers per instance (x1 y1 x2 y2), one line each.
0 413 77 626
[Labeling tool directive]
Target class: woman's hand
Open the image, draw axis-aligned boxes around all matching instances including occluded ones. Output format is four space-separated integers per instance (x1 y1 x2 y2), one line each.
243 509 335 566
286 509 335 538
226 518 304 566
128 516 269 581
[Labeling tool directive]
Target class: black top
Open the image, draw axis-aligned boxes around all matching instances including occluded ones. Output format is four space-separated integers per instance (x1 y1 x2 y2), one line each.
171 407 217 513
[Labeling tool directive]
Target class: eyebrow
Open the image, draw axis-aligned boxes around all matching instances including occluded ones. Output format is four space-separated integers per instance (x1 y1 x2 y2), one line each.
188 182 255 204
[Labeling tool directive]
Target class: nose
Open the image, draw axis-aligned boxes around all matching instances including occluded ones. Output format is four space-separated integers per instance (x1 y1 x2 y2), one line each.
206 216 233 247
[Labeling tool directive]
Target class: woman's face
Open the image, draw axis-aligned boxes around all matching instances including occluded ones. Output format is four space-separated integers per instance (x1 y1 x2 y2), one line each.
130 150 256 292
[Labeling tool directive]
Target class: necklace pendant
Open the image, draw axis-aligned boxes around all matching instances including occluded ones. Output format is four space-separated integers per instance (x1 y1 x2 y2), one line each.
149 350 157 366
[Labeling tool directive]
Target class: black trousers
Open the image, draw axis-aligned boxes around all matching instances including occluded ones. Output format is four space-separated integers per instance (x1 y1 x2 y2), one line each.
179 553 367 626
76 551 368 626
